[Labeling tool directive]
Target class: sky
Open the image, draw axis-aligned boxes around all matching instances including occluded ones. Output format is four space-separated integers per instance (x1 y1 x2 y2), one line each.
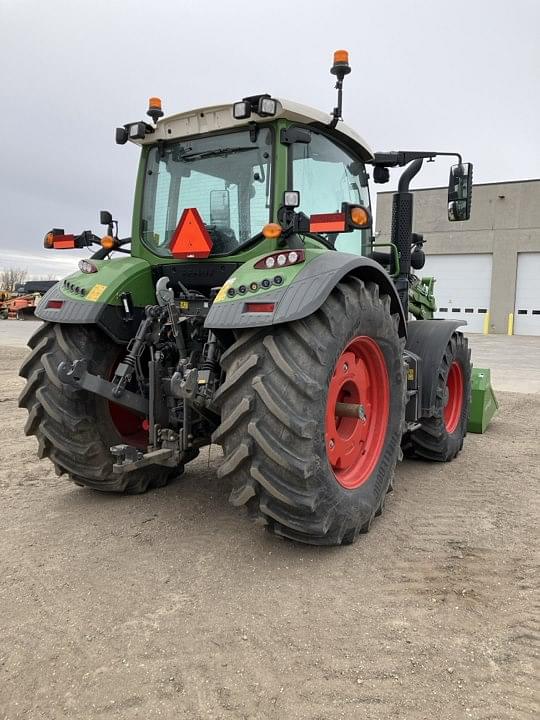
0 0 539 277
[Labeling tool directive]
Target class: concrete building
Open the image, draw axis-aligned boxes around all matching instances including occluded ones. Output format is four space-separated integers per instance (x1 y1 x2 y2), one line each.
376 179 540 335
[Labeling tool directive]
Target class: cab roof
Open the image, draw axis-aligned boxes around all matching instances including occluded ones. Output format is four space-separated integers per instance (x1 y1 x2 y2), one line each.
137 97 373 161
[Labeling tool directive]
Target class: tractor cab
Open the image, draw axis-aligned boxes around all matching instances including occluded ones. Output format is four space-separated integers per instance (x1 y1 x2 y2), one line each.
43 49 472 312
123 93 375 264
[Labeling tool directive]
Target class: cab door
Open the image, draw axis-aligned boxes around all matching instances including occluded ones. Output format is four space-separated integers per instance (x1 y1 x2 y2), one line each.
288 129 371 254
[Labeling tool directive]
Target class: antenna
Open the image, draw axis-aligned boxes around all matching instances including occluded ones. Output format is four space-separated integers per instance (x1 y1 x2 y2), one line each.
329 50 351 129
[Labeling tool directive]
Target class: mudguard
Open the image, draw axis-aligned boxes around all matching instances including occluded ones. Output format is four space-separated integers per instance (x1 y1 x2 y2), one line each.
205 252 407 337
406 319 466 416
35 257 155 343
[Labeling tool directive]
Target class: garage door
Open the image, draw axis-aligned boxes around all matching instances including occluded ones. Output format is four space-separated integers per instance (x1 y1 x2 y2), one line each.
421 254 492 333
514 252 540 336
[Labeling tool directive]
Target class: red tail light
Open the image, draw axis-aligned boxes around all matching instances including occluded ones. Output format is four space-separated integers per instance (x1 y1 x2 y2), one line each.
244 302 275 313
53 236 76 249
46 300 64 310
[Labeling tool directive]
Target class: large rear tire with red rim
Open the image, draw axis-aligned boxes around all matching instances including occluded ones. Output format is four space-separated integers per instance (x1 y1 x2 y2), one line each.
19 323 183 493
403 332 471 462
213 277 406 546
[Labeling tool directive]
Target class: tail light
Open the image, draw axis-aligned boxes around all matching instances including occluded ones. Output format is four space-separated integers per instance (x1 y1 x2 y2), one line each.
43 229 93 250
243 302 275 313
44 230 76 249
254 249 304 270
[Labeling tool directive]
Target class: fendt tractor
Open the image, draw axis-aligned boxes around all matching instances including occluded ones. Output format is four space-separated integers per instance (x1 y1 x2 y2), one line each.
19 51 476 545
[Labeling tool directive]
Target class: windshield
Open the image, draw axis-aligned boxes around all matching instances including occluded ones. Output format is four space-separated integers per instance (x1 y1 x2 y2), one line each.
141 128 273 256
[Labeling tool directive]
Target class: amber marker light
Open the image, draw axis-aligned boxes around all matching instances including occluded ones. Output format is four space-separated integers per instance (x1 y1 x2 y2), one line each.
147 96 164 123
350 206 370 227
101 235 116 250
262 223 282 239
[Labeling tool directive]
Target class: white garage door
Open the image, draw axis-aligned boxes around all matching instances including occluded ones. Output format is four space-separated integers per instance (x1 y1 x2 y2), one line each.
514 253 540 336
421 254 492 333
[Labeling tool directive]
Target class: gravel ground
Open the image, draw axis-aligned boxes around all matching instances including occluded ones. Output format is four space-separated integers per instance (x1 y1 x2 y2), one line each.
0 343 538 720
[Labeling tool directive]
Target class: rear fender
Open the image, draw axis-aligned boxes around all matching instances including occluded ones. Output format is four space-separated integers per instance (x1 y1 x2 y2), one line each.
35 257 155 343
406 319 466 415
205 252 407 337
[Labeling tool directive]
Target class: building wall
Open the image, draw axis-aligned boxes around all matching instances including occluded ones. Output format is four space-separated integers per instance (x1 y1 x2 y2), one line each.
376 179 540 333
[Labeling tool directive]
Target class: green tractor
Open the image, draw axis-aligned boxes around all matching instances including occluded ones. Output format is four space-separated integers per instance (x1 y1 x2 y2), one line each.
19 51 476 545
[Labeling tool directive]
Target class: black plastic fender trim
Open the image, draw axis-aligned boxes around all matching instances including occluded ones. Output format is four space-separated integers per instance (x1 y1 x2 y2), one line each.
405 319 466 416
35 285 143 344
205 252 407 337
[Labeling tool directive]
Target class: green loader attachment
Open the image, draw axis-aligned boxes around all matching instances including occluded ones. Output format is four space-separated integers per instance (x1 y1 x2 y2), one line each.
408 276 498 433
468 368 499 433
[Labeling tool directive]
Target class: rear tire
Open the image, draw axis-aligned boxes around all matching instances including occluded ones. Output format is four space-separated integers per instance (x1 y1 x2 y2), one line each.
403 332 471 461
19 322 182 492
213 277 406 546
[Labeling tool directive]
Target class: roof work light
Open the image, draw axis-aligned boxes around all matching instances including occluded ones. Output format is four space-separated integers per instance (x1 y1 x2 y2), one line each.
257 96 277 116
233 94 278 120
233 101 251 119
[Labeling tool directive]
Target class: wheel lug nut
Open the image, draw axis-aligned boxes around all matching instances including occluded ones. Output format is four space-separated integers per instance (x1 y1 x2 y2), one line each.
329 439 335 449
343 363 348 372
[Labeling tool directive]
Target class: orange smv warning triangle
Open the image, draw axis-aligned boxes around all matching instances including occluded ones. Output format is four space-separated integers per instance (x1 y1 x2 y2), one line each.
169 208 213 259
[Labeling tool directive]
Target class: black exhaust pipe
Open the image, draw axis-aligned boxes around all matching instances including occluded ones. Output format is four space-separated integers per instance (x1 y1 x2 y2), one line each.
390 158 423 315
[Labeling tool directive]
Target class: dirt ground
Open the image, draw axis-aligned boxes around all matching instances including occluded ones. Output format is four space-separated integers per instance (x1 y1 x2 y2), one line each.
0 343 538 720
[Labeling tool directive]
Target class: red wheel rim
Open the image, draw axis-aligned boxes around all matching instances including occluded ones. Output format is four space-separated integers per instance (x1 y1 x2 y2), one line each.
109 402 148 449
108 357 148 449
325 336 390 489
444 360 464 433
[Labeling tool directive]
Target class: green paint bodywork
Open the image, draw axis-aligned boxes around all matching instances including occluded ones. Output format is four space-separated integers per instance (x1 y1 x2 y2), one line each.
58 257 155 307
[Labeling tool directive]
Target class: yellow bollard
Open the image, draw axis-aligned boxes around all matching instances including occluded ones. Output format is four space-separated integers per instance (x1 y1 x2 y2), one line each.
507 313 514 336
482 311 490 335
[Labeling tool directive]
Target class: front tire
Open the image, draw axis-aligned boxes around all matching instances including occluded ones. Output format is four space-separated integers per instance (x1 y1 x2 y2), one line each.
19 323 181 493
213 277 406 546
403 332 471 461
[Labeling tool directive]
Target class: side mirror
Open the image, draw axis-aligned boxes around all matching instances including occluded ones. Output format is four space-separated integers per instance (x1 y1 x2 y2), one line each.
100 210 113 226
448 162 473 221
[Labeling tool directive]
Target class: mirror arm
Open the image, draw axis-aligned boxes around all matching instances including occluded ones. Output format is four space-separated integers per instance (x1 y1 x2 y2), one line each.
371 150 462 167
90 238 131 260
439 151 462 164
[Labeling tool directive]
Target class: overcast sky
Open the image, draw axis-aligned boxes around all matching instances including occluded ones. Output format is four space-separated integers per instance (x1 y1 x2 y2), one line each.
1 0 538 277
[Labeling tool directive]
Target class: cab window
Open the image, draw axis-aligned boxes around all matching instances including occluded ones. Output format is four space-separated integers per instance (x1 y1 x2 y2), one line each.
290 130 370 254
141 128 273 256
